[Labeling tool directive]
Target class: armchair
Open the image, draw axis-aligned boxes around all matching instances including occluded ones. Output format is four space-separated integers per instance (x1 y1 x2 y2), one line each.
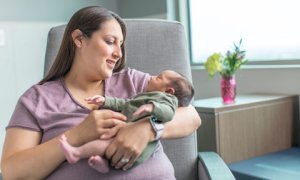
44 19 234 180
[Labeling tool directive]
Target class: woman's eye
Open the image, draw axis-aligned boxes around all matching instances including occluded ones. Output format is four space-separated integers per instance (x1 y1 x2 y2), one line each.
106 41 114 45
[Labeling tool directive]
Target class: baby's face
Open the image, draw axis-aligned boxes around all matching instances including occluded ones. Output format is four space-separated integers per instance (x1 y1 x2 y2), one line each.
147 70 180 92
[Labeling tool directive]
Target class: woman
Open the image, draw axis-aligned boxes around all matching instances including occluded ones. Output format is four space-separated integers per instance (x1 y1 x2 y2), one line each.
1 6 201 180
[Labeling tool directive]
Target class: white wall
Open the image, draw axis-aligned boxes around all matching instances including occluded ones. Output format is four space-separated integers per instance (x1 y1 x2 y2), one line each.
0 0 118 163
0 22 63 162
192 67 300 99
0 0 119 21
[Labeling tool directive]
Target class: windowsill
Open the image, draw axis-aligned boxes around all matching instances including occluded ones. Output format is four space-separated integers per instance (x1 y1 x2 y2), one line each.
191 64 300 70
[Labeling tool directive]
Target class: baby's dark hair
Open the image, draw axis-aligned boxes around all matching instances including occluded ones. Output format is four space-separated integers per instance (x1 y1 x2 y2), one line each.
169 74 194 107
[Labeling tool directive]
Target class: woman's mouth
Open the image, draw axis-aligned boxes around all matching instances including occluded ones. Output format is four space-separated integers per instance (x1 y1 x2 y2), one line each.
106 59 116 69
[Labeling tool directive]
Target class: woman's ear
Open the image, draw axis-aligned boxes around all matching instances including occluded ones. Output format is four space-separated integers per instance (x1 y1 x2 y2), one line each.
165 87 175 95
72 29 84 47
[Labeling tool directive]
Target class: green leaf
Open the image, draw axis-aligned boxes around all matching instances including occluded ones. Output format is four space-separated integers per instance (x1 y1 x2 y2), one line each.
205 39 247 78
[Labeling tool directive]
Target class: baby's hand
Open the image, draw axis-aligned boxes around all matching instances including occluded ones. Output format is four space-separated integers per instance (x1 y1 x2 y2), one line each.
133 103 154 116
85 95 105 107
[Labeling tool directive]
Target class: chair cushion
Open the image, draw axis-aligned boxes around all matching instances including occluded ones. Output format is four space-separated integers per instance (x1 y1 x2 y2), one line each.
229 147 300 179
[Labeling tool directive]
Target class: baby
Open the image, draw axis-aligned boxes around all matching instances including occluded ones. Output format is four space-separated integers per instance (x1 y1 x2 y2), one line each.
59 70 194 173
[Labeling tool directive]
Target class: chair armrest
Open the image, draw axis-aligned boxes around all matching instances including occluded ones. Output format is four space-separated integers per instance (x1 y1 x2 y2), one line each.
198 152 235 180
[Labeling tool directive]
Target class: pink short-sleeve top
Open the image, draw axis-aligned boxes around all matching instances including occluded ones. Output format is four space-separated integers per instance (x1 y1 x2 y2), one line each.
7 68 175 180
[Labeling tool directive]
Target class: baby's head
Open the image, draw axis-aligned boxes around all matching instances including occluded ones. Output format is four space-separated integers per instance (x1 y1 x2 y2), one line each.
146 70 194 107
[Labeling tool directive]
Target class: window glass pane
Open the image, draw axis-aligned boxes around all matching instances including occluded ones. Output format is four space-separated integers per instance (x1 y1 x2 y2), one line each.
189 0 300 63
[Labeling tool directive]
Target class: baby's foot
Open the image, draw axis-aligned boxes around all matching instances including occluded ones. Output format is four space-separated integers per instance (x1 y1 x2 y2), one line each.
88 155 110 173
59 134 80 164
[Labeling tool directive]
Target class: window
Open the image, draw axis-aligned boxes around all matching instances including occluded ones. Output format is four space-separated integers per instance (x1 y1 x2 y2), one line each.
189 0 300 64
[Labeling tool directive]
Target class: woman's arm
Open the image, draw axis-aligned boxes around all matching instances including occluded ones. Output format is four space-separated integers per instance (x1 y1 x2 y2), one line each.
1 128 66 180
1 110 126 180
105 105 201 170
162 105 201 139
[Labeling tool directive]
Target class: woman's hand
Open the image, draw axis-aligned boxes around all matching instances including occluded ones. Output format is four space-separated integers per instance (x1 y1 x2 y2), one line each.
105 118 155 171
1 109 127 180
65 109 127 146
104 105 201 171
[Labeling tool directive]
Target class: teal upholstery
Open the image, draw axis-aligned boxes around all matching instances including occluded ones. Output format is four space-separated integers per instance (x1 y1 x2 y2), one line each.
199 152 236 180
229 148 300 179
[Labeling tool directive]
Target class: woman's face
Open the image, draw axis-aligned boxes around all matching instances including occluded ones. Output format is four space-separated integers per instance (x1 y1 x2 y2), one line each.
75 18 123 80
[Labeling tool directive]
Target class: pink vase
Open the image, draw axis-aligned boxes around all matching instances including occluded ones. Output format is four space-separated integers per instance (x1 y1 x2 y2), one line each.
221 75 236 104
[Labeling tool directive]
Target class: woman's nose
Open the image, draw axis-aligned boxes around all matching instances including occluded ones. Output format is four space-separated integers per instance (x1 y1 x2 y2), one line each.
112 47 122 59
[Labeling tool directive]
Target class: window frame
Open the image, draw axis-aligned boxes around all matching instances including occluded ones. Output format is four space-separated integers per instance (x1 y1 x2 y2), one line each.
186 0 300 67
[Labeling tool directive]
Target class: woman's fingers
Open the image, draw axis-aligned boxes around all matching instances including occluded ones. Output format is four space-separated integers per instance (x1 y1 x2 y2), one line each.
115 152 134 170
91 110 127 132
110 149 124 168
76 110 127 143
105 140 117 161
96 110 127 121
105 132 127 165
100 121 126 139
122 155 138 171
100 118 124 129
105 120 152 170
110 143 139 170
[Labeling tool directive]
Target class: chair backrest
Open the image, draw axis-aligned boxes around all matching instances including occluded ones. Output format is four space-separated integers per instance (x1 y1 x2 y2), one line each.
44 19 198 180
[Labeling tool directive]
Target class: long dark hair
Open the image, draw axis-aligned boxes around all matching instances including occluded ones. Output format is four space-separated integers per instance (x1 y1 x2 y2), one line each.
39 6 126 84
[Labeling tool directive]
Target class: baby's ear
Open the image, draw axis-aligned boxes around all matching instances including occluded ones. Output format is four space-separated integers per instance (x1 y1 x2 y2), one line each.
165 87 175 95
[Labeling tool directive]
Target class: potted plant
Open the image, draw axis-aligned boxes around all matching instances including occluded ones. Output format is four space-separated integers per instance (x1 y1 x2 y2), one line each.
204 39 247 104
